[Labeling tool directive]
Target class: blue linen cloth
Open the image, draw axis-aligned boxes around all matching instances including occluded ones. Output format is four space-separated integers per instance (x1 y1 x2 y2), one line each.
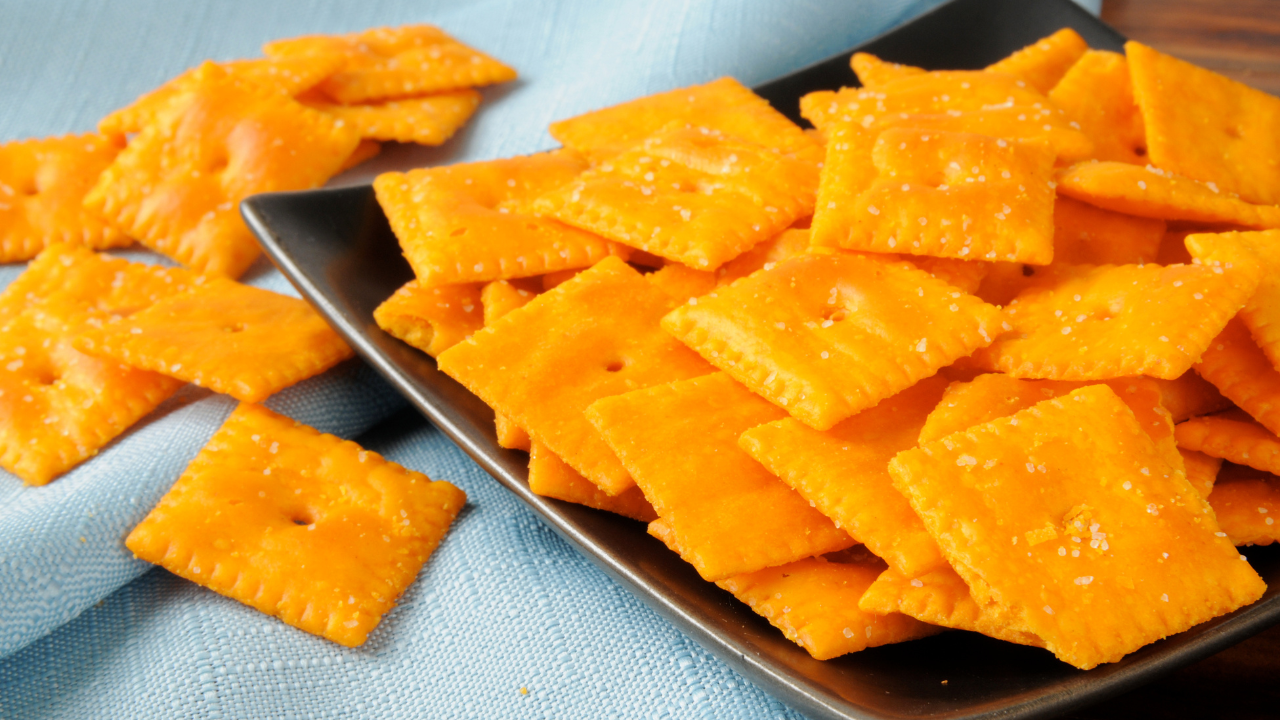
0 0 1095 716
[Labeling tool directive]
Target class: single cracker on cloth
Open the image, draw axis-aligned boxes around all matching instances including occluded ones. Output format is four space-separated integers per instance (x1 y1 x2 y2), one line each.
981 262 1256 380
850 53 924 88
1127 40 1280 206
985 28 1089 94
125 402 466 647
1195 318 1280 436
890 385 1266 669
527 441 656 523
585 372 854 581
98 54 347 137
1207 470 1280 546
662 252 1002 430
0 134 130 262
716 551 941 660
1175 409 1280 477
84 62 361 277
75 277 354 403
1056 161 1280 229
303 90 481 145
834 128 1057 263
1185 230 1280 370
532 125 818 270
548 77 821 164
1048 50 1147 165
264 25 516 105
436 256 712 495
373 280 484 358
374 151 624 287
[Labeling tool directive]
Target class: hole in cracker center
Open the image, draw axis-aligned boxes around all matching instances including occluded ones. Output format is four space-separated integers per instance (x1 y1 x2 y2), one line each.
223 323 247 333
604 359 626 372
291 511 314 526
821 307 848 323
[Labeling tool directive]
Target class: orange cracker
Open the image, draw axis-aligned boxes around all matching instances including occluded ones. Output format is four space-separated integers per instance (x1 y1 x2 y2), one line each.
984 262 1256 380
436 257 712 494
339 139 382 171
1048 50 1147 165
840 129 1057 263
1181 448 1223 498
662 252 1002 430
374 151 625 286
858 565 1044 646
548 77 821 164
645 262 717 303
527 441 656 523
738 375 950 577
532 125 819 270
76 277 353 403
584 372 854 581
1175 408 1280 477
374 280 484 357
264 25 516 105
1157 369 1237 423
901 256 989 294
1052 196 1165 265
1127 41 1280 206
479 278 538 451
850 53 924 88
1206 472 1280 546
717 553 941 660
125 402 466 647
84 62 361 277
715 227 811 286
986 28 1089 94
1195 318 1280 435
0 134 130 262
304 90 481 145
98 54 347 137
890 385 1266 669
1185 230 1280 370
1056 161 1280 229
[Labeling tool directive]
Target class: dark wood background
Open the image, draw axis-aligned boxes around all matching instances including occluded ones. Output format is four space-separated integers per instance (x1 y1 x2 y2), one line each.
1065 2 1280 718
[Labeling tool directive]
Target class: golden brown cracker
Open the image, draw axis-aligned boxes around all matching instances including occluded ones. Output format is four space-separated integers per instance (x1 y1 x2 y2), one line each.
1048 50 1147 165
436 257 712 495
125 402 466 647
76 277 354 403
584 372 853 581
662 252 1002 430
374 280 484 357
527 441 656 522
304 90 481 145
986 28 1089 94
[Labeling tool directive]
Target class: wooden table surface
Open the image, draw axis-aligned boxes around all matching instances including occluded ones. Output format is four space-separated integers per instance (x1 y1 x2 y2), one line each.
1063 2 1280 718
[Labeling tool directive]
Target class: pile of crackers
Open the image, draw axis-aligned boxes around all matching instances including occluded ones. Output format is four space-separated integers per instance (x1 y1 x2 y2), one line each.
1 25 512 647
373 28 1279 669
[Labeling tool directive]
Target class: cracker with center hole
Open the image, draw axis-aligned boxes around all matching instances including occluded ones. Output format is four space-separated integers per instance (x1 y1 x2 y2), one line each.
1207 474 1280 546
1185 230 1280 370
1180 448 1223 498
1127 41 1280 206
890 385 1265 670
264 25 516 105
1175 408 1280 477
662 252 1002 430
981 262 1256 380
0 306 183 485
125 402 466 647
98 54 347 137
1052 196 1165 265
717 554 942 660
436 257 712 495
858 565 1044 646
75 277 353 403
0 134 130 262
986 28 1089 94
548 77 821 164
532 125 818 270
527 441 656 523
850 53 924 88
585 372 853 581
1048 50 1147 165
737 375 950 577
841 129 1057 263
1055 161 1280 229
374 280 484 357
374 151 625 286
303 90 480 145
84 62 361 277
1194 318 1280 435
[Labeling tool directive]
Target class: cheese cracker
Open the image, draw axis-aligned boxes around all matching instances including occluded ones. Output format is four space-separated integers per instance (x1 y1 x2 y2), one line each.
373 280 484 357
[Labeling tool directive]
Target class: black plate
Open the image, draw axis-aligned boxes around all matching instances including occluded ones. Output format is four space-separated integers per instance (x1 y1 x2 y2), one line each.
242 0 1280 717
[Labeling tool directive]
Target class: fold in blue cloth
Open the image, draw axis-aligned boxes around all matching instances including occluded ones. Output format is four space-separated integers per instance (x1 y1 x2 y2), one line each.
0 0 1092 716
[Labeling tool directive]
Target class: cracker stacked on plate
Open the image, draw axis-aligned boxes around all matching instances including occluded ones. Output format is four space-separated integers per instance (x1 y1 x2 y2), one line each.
376 28 1279 668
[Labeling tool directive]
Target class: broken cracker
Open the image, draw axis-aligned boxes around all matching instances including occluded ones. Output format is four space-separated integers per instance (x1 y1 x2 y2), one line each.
374 280 484 357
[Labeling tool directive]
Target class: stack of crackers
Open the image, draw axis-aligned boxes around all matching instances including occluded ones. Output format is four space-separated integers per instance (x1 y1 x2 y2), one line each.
373 28 1279 669
1 25 509 647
